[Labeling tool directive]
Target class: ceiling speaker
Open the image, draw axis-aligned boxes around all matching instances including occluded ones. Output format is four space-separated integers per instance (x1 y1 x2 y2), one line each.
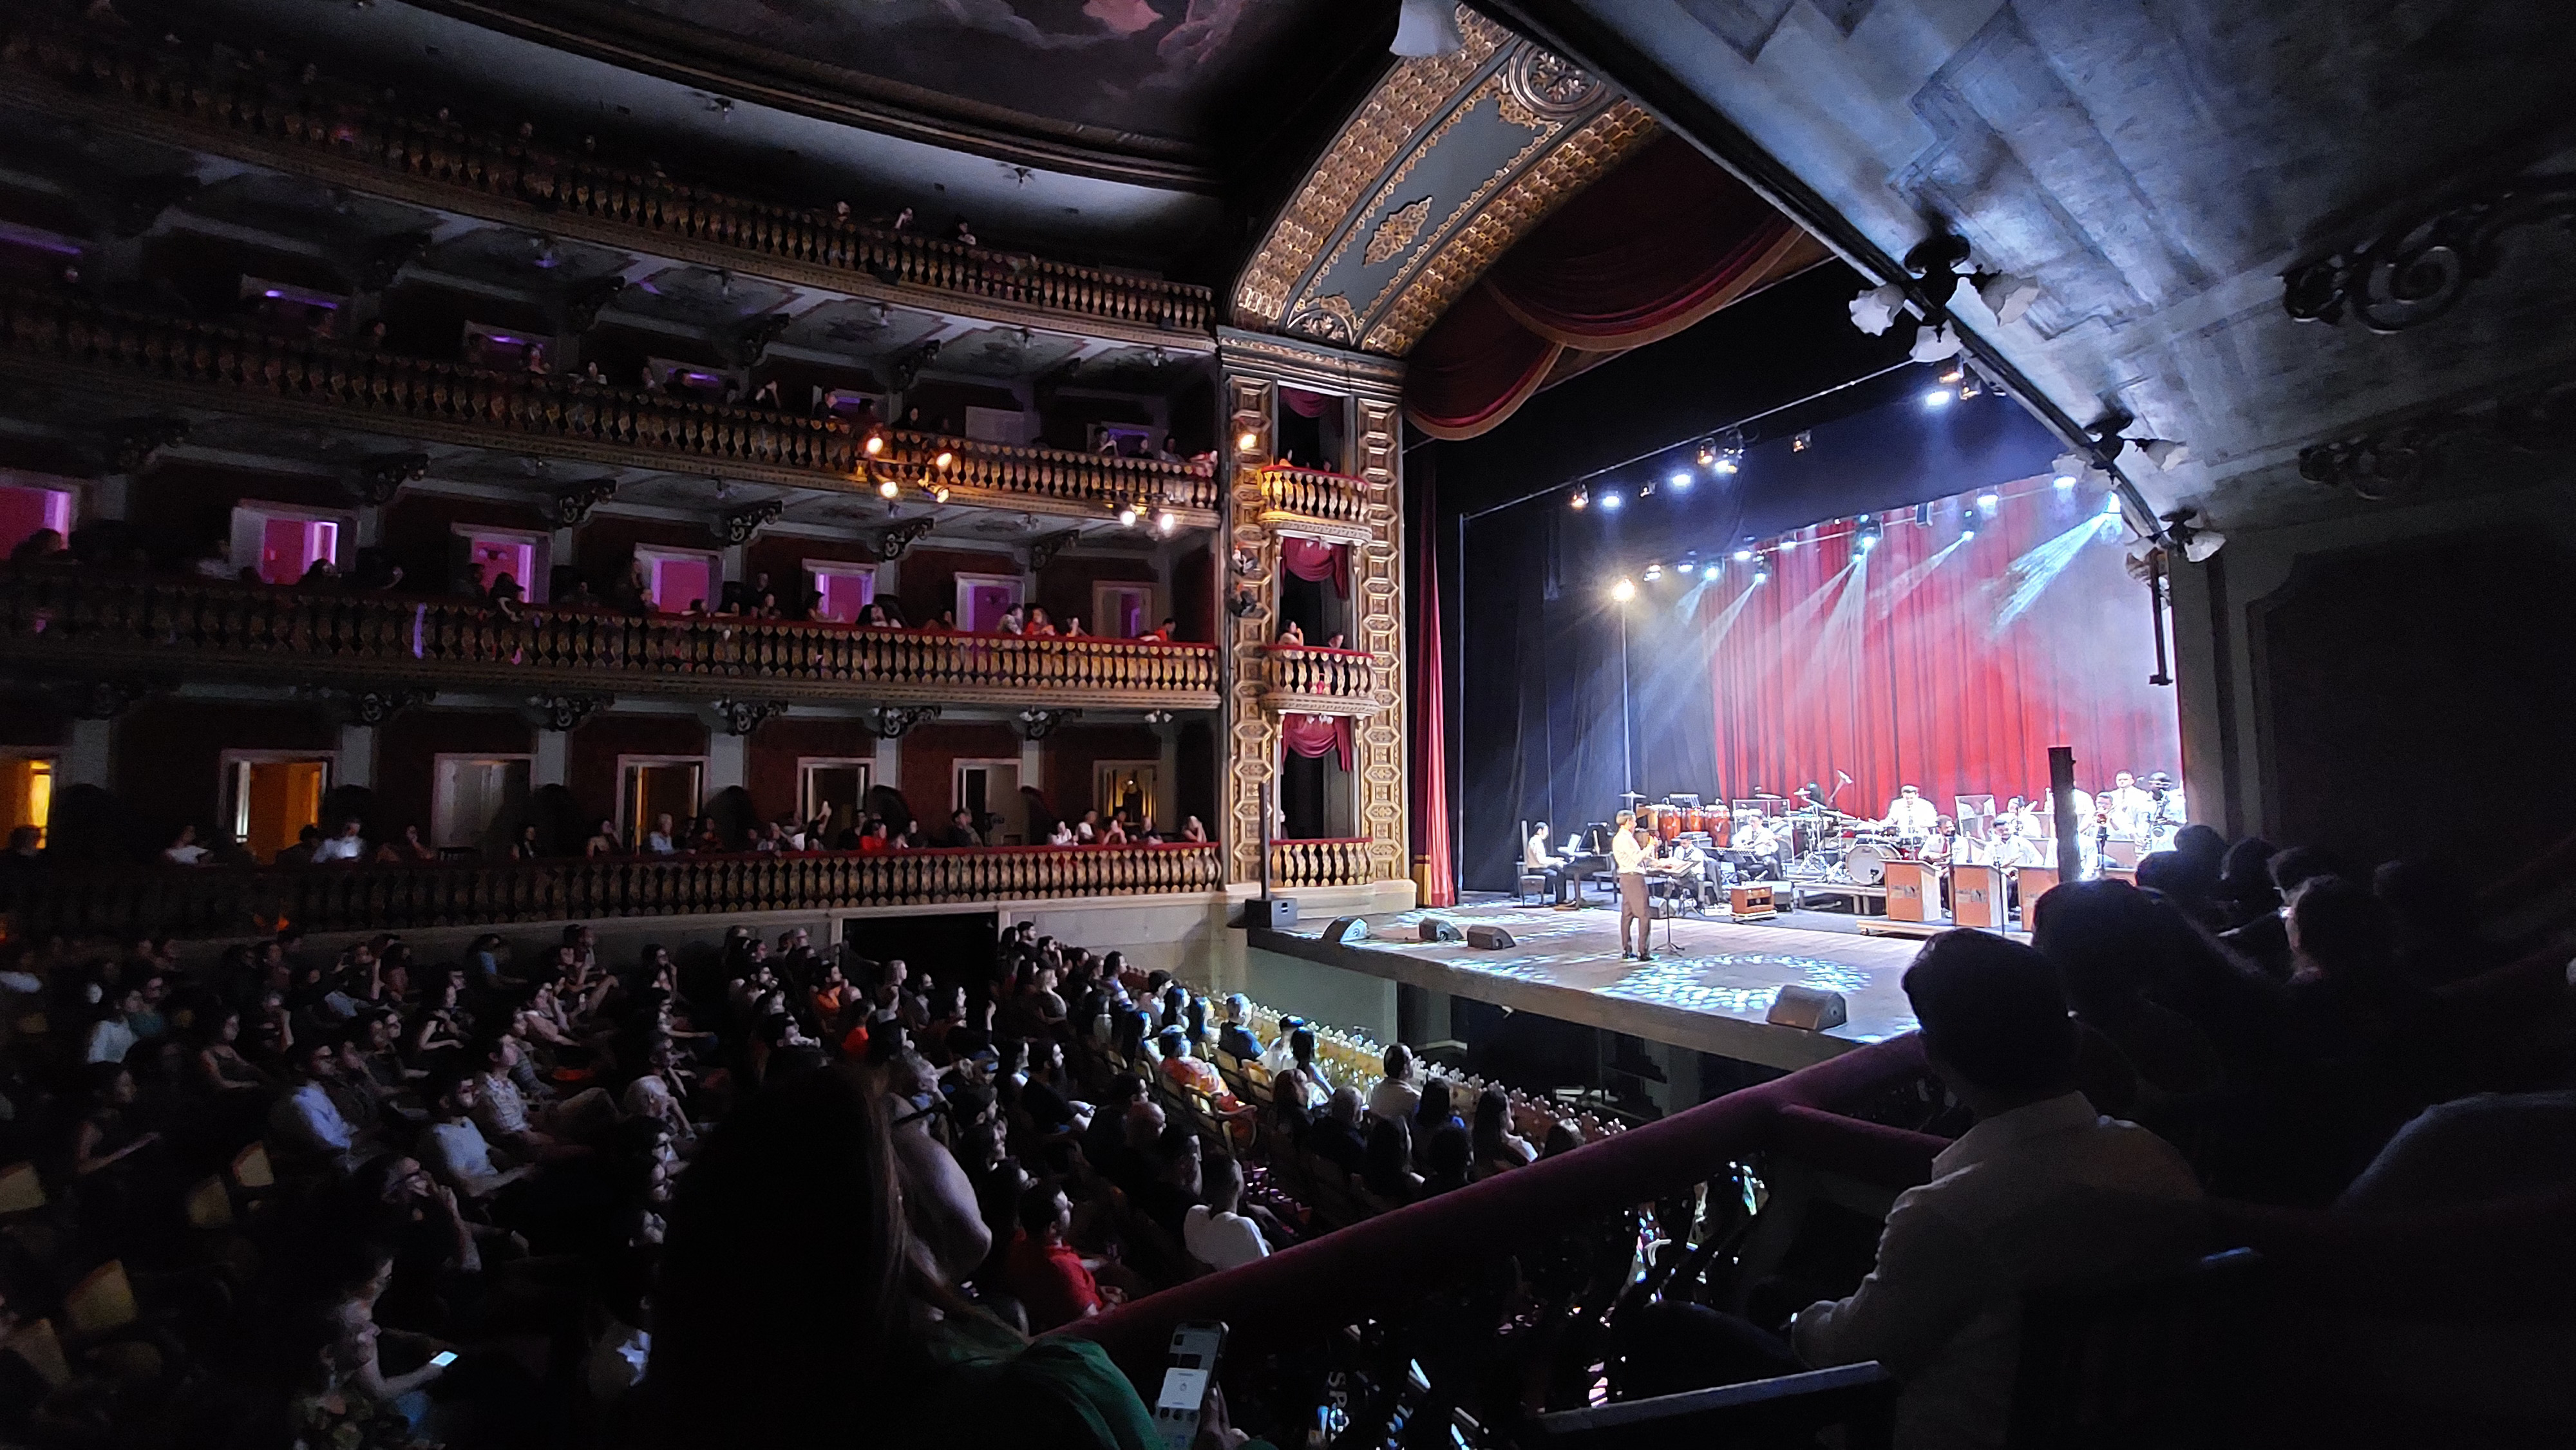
1766 984 1848 1031
1418 918 1464 943
1464 925 1516 950
1321 916 1370 945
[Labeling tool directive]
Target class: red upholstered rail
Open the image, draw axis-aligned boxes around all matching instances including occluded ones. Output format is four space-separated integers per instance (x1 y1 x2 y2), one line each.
1060 1033 1943 1378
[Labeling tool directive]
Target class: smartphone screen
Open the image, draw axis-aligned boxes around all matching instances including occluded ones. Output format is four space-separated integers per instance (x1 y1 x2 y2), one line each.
429 1351 460 1369
1153 1321 1225 1450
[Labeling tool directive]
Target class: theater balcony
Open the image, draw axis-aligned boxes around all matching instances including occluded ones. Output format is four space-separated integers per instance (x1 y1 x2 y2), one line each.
0 568 1221 711
1255 643 1382 717
0 15 1218 347
1267 836 1376 889
1249 463 1372 541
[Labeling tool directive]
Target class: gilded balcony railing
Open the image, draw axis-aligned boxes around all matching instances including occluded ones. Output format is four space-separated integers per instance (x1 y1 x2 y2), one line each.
0 19 1215 342
3 843 1226 941
1256 464 1371 525
1269 837 1374 888
0 568 1221 708
1258 645 1378 711
0 290 1218 522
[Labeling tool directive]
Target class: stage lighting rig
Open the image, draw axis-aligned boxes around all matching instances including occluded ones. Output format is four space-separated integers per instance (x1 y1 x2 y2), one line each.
1569 485 1588 510
1855 517 1882 552
1709 428 1746 475
1642 561 1663 581
1600 490 1624 513
1694 440 1716 467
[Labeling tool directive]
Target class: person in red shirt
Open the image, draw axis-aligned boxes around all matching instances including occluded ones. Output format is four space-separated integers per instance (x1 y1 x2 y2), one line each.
1000 1181 1118 1332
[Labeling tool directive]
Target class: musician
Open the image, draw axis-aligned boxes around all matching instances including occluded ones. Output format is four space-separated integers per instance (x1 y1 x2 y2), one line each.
1730 811 1785 880
2101 771 2154 840
1662 835 1719 912
1881 784 1938 836
2141 772 2187 851
1524 821 1571 906
2041 786 2096 834
1992 811 2048 868
1613 814 1655 961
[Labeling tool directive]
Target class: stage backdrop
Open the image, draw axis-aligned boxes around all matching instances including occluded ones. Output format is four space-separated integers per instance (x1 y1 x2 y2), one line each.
1454 376 2180 892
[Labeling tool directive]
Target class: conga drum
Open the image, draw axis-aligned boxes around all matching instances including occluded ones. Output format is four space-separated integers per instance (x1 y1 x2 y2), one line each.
1654 807 1681 842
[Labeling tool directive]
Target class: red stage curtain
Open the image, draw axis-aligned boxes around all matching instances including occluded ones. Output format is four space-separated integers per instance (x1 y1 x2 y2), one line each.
1279 536 1349 598
1404 134 1817 440
1705 483 2180 819
1281 713 1354 771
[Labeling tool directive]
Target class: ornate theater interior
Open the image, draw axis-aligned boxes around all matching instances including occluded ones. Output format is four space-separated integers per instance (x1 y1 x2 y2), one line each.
0 0 2568 1444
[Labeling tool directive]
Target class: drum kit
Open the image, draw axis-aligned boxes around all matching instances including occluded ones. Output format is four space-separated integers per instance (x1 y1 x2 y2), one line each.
1817 829 1928 887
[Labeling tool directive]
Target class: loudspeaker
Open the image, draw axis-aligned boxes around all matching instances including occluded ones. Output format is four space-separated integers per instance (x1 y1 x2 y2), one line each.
1464 925 1517 950
1765 984 1848 1031
1321 916 1370 944
1235 896 1299 930
1417 918 1464 943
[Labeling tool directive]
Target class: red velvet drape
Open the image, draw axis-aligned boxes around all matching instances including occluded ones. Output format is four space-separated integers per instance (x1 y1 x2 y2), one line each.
1278 536 1349 598
1405 134 1815 440
1278 385 1334 419
1707 482 2180 816
1280 713 1354 770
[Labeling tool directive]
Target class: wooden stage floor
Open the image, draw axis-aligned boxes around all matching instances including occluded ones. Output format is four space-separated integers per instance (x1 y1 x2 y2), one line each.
1250 899 1933 1071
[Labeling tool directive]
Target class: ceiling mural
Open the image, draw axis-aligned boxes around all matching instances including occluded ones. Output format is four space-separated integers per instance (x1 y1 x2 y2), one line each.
1231 8 1657 357
413 0 1390 173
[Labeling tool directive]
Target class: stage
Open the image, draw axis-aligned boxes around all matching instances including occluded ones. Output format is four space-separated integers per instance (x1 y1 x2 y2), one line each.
1250 898 1929 1071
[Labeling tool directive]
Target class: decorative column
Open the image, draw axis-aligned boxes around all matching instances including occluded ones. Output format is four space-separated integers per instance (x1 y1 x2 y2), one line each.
1214 330 1409 892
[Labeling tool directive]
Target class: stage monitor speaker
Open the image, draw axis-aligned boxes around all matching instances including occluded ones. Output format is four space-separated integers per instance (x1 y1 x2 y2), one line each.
1236 897 1299 930
1464 925 1517 950
1766 984 1849 1031
1418 919 1464 943
1321 916 1370 945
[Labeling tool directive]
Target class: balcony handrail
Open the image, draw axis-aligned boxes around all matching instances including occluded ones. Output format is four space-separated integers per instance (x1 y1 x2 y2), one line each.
1262 642 1372 660
3 842 1226 941
1257 462 1376 489
0 17 1215 339
0 565 1221 703
1063 1034 1944 1377
0 290 1218 518
1254 464 1370 525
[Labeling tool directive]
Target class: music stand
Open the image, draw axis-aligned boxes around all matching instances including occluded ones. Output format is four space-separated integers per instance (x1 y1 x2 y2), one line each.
1954 795 1996 843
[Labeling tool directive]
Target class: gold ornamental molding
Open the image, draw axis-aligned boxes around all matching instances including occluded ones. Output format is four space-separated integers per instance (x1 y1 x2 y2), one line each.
1229 7 1656 359
0 15 1216 350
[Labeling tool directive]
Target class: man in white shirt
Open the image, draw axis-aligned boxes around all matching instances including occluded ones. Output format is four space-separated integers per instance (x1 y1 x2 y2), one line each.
311 818 368 863
1730 812 1785 879
2139 773 2186 852
420 1071 536 1203
1367 1042 1421 1124
1794 932 2204 1450
1882 785 1939 836
1611 812 1654 960
83 986 143 1065
270 1037 368 1171
1182 1154 1271 1271
1524 821 1571 905
645 813 679 854
1258 1015 1307 1077
2099 771 2152 840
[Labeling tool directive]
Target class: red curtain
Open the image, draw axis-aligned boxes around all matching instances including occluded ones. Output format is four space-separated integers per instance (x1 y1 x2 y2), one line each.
1706 483 2180 816
1279 385 1334 419
1405 134 1819 440
1414 465 1455 906
1278 536 1349 598
1281 713 1354 771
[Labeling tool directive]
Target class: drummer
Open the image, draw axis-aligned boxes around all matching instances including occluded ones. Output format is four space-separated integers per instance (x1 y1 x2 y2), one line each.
1880 784 1940 837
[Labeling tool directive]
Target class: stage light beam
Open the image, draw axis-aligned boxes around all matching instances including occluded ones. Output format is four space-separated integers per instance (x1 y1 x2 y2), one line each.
1600 490 1624 513
1611 578 1636 601
1923 388 1954 408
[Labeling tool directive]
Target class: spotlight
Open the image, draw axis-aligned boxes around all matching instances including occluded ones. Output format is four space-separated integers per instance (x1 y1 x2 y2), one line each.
933 449 956 471
1960 526 1976 541
1235 430 1260 453
1923 387 1954 408
1611 578 1636 602
1638 476 1656 498
931 484 951 504
1779 536 1796 551
1791 431 1810 453
878 478 900 499
2103 493 2124 516
1752 568 1770 585
1157 509 1177 534
1694 441 1716 468
1642 562 1663 581
1938 368 1964 384
1712 455 1740 476
1855 518 1882 552
1702 562 1721 579
1732 547 1754 562
1117 503 1139 527
1976 492 2000 512
1667 469 1692 492
1600 490 1624 513
863 431 886 457
1569 486 1589 511
2137 438 2192 471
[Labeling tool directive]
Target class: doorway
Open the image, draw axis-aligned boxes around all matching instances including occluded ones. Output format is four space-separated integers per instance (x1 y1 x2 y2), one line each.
0 755 55 846
623 758 706 843
954 572 1024 633
953 759 1023 844
225 754 332 862
1094 760 1158 829
433 756 531 852
799 759 873 845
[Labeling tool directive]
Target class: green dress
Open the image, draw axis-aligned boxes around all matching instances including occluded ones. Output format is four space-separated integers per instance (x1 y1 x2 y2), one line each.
898 1314 1164 1450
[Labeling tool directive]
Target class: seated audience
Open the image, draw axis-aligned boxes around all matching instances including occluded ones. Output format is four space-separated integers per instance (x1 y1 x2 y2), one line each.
1183 1153 1270 1270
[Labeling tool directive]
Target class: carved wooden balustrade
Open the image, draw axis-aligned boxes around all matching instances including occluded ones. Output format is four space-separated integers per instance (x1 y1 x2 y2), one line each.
0 568 1222 709
1268 837 1374 888
0 17 1215 343
5 843 1226 941
0 291 1218 523
1255 464 1372 529
1256 644 1381 715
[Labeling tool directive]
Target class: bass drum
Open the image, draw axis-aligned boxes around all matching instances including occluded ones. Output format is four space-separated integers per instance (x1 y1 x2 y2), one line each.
1843 842 1889 887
